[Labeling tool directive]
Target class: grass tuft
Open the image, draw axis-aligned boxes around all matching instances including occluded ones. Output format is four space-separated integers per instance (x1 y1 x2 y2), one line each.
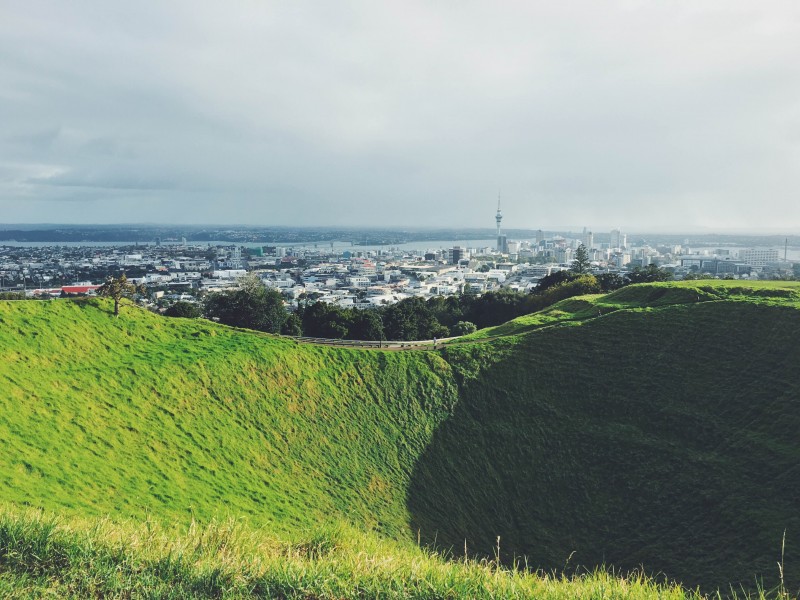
0 508 715 599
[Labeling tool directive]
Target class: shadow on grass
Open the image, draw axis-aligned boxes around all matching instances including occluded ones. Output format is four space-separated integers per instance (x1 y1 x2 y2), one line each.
407 302 800 594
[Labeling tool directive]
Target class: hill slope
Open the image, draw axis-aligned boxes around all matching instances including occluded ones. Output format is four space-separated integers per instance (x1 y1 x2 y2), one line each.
416 299 800 591
0 298 457 539
1 284 800 593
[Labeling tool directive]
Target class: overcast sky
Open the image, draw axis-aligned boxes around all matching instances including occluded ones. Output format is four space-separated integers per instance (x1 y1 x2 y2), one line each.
1 1 799 232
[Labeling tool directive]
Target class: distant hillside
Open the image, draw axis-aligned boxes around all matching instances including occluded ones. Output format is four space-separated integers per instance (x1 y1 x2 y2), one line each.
1 282 799 594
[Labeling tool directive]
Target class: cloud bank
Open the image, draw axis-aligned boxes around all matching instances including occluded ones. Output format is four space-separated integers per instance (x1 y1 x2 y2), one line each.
1 1 799 231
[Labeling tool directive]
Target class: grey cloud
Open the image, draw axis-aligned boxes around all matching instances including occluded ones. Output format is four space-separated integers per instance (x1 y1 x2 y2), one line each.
80 137 138 159
0 1 799 231
26 170 177 192
7 126 62 149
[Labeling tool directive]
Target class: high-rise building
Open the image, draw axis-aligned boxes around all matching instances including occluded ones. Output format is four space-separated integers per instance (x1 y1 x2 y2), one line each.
555 247 572 264
497 235 508 254
740 249 779 267
495 194 503 251
450 246 466 264
610 228 625 250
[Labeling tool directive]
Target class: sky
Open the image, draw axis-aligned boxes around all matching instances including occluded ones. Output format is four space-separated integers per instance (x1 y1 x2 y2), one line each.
1 1 799 232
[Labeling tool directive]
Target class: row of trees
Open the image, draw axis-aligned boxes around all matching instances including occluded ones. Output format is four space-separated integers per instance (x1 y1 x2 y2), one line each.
193 266 661 341
138 254 673 340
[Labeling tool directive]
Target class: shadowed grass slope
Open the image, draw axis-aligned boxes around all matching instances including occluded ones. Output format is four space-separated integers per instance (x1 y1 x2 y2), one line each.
411 293 800 592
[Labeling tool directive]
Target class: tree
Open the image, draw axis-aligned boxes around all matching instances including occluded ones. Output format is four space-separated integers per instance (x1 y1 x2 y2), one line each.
300 302 352 339
427 295 463 329
595 272 625 292
383 297 428 340
348 310 384 340
281 313 303 336
237 272 267 295
164 301 202 319
571 244 591 274
204 275 288 333
462 289 527 329
97 274 145 316
428 322 451 340
535 270 575 293
0 292 25 300
523 274 600 313
625 265 672 284
382 297 448 340
450 321 477 336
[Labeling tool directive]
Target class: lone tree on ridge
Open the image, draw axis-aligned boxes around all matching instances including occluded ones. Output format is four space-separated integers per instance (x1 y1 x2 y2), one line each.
98 274 145 316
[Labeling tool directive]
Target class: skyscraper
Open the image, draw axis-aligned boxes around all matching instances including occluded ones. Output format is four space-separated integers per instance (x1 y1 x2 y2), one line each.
610 228 625 250
495 194 504 251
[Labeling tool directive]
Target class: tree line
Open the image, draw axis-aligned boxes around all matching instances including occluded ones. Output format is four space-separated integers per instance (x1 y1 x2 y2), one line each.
165 253 672 341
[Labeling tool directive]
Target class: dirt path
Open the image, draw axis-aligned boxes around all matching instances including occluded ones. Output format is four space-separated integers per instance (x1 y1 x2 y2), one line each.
287 334 507 351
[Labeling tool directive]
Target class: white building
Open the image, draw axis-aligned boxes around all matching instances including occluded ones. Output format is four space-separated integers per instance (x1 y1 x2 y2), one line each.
739 249 779 267
212 269 247 279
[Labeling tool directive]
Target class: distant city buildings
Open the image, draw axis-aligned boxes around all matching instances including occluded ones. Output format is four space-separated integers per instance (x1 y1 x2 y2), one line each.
739 249 779 267
1 216 796 312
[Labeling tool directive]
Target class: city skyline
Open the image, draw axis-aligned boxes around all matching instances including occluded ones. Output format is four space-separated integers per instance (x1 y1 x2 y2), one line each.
2 2 800 231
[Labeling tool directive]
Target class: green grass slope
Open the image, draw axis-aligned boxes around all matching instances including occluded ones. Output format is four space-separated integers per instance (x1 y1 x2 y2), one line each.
1 285 800 595
461 281 800 340
0 298 457 539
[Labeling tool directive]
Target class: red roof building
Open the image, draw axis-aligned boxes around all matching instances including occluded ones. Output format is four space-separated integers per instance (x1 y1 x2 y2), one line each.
61 285 101 294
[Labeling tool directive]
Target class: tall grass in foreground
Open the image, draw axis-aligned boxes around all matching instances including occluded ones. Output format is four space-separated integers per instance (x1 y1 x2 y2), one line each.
0 508 790 599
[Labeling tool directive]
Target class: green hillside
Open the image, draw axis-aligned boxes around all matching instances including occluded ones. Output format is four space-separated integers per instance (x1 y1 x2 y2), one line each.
2 283 800 596
461 280 800 339
0 298 457 539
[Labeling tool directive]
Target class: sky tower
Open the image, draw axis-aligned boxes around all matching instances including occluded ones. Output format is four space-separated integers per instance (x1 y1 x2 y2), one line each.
495 193 506 252
495 194 503 238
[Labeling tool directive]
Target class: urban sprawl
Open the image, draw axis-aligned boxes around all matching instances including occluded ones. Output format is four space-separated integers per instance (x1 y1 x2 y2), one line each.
2 219 796 313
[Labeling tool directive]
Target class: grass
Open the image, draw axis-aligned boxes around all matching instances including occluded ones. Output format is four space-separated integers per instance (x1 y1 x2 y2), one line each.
424 289 800 592
1 284 800 596
0 507 716 599
0 298 457 539
460 280 800 339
